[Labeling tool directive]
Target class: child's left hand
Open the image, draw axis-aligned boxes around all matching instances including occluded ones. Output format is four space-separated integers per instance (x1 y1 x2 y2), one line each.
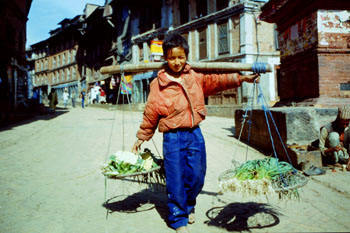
241 73 260 83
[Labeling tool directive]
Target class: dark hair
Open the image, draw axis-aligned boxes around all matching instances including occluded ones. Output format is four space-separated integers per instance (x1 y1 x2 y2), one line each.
162 33 189 58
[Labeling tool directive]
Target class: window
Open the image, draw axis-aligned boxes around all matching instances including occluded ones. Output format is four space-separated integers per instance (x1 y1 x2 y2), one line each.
196 0 207 18
274 25 279 50
139 44 144 62
72 50 76 62
216 0 228 11
67 68 70 80
62 53 66 65
139 1 162 33
53 57 56 69
67 52 71 64
72 67 76 79
218 21 229 55
179 0 189 24
198 28 207 60
60 70 63 81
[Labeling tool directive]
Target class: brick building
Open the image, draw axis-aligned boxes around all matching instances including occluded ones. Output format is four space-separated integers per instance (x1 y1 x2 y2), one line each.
260 0 350 106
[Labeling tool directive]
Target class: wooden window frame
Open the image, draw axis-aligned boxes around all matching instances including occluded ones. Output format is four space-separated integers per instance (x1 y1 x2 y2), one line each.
217 21 229 55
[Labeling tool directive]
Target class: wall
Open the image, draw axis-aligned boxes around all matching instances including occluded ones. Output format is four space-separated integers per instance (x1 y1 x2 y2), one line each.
276 9 350 100
317 10 350 98
318 54 350 98
278 12 318 59
257 21 277 53
317 10 350 48
230 16 240 54
279 49 319 100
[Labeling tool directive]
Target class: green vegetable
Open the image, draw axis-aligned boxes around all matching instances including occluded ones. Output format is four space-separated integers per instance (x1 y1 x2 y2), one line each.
102 149 162 177
233 158 294 181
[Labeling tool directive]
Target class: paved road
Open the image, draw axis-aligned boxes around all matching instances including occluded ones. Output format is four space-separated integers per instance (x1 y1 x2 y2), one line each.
0 106 349 233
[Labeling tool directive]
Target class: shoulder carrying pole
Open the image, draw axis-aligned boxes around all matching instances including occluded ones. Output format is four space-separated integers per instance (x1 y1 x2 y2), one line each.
100 62 272 75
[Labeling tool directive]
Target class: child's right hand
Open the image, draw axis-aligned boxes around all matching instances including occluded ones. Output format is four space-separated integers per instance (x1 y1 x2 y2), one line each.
241 73 260 83
132 139 144 154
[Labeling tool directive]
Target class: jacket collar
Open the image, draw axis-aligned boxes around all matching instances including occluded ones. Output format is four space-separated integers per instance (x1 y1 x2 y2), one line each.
158 63 191 87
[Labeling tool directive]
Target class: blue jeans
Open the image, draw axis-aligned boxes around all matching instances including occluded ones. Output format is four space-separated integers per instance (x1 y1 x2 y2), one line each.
163 126 206 229
81 99 85 108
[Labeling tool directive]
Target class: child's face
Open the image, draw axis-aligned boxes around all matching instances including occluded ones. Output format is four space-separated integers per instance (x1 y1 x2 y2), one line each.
166 47 187 73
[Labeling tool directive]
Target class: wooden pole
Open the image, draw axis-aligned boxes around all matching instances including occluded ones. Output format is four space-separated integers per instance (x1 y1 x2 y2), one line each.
100 62 272 75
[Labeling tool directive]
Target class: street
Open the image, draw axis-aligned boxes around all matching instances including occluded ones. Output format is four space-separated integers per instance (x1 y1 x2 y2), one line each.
0 106 350 233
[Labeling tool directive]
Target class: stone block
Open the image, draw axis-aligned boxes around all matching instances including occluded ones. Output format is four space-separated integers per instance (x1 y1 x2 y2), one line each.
290 148 323 171
234 107 338 167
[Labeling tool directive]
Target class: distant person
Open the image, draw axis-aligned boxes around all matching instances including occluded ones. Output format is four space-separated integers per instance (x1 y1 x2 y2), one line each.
319 105 350 169
31 87 39 104
48 88 58 113
80 89 86 108
71 90 76 108
63 89 69 108
100 87 106 104
131 33 259 233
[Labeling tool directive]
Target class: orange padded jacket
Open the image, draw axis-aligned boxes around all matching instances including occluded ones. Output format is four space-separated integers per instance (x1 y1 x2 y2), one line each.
136 64 242 141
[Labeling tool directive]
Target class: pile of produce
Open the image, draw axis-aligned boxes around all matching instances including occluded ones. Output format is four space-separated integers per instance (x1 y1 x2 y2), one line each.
218 157 307 199
102 149 163 178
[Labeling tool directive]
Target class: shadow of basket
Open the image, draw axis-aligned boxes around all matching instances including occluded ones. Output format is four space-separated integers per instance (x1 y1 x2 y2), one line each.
205 202 281 232
103 189 169 225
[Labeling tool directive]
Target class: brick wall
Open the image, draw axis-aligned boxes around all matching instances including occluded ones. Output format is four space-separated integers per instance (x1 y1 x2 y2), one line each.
318 52 350 98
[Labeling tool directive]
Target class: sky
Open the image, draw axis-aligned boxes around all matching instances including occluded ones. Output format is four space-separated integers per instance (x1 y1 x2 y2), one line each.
26 0 106 48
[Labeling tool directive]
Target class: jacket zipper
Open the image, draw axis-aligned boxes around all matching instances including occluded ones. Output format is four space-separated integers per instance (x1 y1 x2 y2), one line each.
180 85 195 127
166 73 195 127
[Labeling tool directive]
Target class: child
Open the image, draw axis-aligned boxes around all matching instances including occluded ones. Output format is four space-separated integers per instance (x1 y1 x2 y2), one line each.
132 33 259 233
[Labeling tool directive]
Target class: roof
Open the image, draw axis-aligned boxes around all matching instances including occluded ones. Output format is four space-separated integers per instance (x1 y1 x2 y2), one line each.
260 0 350 23
259 0 289 23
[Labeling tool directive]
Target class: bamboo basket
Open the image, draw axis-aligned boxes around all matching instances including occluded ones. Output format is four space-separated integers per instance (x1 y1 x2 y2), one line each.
218 158 308 199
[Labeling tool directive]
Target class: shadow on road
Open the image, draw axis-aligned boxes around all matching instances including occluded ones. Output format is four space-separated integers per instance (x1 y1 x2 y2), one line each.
103 189 169 225
0 107 69 132
205 202 281 232
223 126 236 137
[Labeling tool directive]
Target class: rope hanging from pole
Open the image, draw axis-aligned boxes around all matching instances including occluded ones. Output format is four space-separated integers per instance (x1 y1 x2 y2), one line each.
252 62 268 74
219 81 308 199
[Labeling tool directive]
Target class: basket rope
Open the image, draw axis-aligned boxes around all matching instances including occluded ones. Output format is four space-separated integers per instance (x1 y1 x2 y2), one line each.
104 65 165 191
221 80 308 197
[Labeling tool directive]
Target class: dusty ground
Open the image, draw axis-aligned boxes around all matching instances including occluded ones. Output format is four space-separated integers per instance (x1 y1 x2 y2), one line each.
0 106 349 233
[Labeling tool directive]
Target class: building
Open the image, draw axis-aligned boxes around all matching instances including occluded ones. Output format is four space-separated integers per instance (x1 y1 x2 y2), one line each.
30 14 86 104
78 3 117 104
29 3 118 105
0 0 33 124
28 0 280 108
260 0 350 106
105 0 279 105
